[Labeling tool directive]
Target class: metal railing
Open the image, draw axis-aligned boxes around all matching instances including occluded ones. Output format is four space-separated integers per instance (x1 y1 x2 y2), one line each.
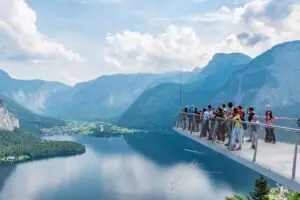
174 112 300 181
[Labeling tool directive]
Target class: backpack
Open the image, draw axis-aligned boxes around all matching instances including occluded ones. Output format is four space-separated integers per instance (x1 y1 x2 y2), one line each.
248 112 255 122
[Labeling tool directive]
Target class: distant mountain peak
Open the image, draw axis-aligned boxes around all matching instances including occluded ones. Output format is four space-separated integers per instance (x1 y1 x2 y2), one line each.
212 52 251 59
193 53 252 73
209 52 252 66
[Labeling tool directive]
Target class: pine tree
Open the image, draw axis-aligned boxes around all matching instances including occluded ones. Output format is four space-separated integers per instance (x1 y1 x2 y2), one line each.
248 176 270 200
287 192 300 200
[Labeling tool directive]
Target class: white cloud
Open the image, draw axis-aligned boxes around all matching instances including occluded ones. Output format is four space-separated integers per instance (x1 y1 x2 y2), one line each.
0 0 84 62
184 0 300 56
104 25 211 72
104 0 300 73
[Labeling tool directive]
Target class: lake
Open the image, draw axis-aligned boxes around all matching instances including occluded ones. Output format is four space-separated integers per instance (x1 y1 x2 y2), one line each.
0 132 267 200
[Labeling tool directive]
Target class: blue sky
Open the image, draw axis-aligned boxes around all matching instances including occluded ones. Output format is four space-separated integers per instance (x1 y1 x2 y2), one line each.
0 0 299 85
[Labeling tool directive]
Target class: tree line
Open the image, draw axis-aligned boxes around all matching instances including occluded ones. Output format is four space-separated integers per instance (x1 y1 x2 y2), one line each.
0 129 85 162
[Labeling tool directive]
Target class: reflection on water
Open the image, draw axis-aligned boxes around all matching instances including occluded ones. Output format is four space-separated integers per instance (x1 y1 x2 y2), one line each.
99 154 233 200
0 134 267 200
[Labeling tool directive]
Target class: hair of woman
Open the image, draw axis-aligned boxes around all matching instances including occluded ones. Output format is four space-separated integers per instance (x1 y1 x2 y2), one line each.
265 110 273 118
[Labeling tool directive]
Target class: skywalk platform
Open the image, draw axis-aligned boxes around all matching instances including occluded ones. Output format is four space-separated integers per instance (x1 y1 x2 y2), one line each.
173 127 300 192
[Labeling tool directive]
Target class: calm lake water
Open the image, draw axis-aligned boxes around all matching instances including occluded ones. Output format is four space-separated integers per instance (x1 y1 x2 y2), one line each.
0 132 267 200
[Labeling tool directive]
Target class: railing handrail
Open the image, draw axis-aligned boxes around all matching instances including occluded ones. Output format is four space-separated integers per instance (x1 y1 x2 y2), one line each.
178 112 300 133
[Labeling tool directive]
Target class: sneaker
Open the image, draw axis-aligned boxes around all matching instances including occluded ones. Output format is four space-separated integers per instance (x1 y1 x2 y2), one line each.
251 145 256 149
247 139 252 142
233 144 241 150
225 143 229 146
229 146 238 151
272 141 276 144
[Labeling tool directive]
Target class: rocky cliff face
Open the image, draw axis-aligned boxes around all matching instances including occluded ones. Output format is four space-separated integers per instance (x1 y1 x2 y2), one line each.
0 105 20 131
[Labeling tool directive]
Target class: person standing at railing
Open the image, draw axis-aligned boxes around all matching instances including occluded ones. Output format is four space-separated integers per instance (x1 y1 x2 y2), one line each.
201 108 210 138
187 105 195 131
264 110 276 144
182 107 188 130
251 115 260 149
238 105 246 143
222 104 227 113
246 107 256 142
208 105 215 140
194 107 201 132
229 108 243 150
225 102 234 147
215 107 226 143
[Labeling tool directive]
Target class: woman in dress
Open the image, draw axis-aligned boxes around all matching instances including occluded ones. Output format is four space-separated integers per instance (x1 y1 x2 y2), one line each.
264 110 276 144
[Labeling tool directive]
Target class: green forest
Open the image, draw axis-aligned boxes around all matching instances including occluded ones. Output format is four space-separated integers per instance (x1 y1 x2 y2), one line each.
0 129 85 163
226 176 300 200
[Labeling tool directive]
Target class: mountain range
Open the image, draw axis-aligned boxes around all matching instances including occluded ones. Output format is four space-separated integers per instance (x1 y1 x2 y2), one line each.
118 52 252 130
0 70 193 120
43 72 193 120
0 70 70 114
118 41 300 130
213 41 300 117
1 40 300 132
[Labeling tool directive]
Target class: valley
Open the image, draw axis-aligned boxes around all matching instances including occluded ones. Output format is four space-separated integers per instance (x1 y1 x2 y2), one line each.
42 121 148 137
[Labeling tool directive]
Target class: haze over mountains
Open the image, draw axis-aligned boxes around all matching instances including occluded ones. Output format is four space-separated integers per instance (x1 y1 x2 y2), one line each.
0 70 193 120
1 40 300 131
0 70 69 114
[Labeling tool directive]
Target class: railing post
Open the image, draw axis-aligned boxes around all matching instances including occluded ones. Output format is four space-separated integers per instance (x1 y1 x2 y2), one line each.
175 114 179 128
252 127 259 163
292 133 299 180
212 118 218 142
190 114 195 134
178 114 182 129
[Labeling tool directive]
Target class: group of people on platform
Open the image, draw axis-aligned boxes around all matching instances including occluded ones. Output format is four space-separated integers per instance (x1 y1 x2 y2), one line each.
180 102 276 151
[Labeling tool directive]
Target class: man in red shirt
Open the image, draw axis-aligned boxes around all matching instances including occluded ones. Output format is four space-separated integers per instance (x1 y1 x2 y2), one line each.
238 105 245 119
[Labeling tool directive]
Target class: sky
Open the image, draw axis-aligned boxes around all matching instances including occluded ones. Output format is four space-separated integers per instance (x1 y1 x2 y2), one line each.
0 0 299 85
